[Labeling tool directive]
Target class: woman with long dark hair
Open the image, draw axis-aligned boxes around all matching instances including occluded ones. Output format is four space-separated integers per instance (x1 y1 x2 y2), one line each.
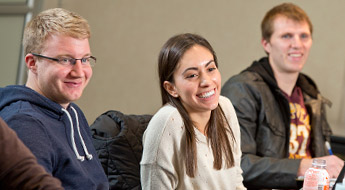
140 33 245 189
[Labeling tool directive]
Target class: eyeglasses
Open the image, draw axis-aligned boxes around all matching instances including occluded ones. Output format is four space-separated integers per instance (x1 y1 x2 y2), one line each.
31 53 96 67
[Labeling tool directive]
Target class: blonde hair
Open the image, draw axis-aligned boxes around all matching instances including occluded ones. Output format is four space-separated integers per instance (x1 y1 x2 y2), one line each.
23 8 90 55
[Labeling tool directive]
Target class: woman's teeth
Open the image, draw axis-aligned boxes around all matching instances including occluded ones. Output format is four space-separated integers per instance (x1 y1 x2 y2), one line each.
198 90 215 98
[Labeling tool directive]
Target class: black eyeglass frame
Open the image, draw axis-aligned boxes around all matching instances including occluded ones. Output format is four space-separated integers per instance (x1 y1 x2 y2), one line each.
31 53 97 67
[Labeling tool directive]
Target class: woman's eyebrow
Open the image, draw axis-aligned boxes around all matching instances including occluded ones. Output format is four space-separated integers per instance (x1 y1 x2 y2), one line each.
182 60 214 75
205 60 214 67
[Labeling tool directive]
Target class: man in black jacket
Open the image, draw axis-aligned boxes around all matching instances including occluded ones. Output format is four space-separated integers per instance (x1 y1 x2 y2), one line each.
221 3 344 189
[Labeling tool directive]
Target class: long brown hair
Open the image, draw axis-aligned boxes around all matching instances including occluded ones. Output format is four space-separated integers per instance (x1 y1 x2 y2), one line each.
158 33 235 177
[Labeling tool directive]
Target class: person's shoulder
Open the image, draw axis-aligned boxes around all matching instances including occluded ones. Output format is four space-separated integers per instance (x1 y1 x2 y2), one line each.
148 104 182 131
219 96 241 137
1 106 39 125
141 104 183 162
1 103 59 140
3 112 48 135
219 96 232 107
219 96 236 118
153 103 179 119
221 67 269 99
221 72 264 100
5 100 60 123
144 104 184 146
223 70 263 87
1 111 54 154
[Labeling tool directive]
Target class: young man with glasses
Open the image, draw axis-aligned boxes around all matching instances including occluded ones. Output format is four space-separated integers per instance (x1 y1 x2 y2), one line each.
221 3 344 189
0 8 108 190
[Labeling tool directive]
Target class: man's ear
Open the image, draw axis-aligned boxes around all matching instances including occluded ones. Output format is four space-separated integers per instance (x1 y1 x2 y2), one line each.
25 54 38 74
163 81 179 98
261 38 271 54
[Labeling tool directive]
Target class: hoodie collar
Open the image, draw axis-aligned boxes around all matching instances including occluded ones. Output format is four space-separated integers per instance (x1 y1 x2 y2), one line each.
245 57 279 89
0 85 65 118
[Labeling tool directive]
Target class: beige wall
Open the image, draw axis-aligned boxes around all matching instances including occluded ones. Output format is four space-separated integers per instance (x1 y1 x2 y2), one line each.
39 0 345 135
0 15 24 86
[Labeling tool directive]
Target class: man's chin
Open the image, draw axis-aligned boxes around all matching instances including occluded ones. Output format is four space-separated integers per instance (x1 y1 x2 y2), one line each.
62 94 83 104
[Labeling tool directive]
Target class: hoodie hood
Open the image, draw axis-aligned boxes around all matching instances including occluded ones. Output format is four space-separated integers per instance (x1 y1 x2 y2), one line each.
0 85 93 161
0 85 108 188
245 57 279 90
0 85 64 119
244 57 319 99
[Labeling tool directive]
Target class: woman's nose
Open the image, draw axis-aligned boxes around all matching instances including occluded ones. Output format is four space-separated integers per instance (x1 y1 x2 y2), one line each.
200 73 211 87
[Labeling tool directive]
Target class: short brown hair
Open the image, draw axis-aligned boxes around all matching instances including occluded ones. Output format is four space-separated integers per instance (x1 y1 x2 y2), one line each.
261 3 313 42
23 8 90 55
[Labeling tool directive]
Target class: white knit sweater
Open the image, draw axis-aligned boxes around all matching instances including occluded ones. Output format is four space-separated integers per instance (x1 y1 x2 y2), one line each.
140 96 246 190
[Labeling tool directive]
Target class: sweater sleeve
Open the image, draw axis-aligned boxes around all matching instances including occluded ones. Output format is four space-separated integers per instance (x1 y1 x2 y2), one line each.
0 118 63 190
141 106 182 190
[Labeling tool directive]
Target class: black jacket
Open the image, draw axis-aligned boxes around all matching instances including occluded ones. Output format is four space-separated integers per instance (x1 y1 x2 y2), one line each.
221 57 332 189
90 110 152 190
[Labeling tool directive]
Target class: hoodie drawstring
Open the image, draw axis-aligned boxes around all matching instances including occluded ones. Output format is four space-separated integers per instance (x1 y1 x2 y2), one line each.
62 107 93 162
70 107 93 160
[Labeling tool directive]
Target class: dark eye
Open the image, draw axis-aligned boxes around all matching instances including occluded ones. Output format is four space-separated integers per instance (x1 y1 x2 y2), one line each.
208 67 216 72
186 74 198 79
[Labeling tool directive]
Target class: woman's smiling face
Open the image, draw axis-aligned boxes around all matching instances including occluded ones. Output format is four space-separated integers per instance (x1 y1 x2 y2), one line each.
164 45 221 116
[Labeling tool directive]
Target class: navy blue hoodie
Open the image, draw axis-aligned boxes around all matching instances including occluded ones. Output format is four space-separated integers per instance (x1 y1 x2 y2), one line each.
0 85 109 190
